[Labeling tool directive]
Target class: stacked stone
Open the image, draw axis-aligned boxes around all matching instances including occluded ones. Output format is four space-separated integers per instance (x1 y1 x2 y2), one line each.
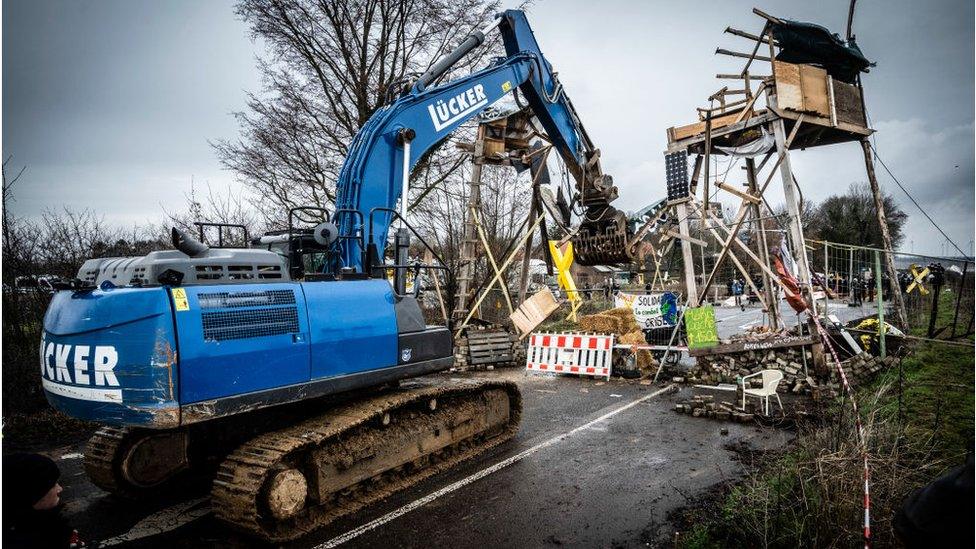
828 352 900 385
673 394 756 422
689 341 816 395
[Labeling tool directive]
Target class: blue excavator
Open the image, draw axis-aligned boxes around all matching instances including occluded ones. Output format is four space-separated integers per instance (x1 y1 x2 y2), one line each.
39 10 632 541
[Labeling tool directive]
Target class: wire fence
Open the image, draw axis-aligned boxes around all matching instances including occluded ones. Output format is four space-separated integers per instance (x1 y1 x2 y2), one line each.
810 239 974 342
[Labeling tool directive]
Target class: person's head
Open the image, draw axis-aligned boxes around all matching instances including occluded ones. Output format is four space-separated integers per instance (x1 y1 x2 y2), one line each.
3 453 63 514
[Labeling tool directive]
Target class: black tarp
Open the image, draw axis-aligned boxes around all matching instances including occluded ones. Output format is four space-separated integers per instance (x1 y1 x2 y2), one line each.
771 19 874 83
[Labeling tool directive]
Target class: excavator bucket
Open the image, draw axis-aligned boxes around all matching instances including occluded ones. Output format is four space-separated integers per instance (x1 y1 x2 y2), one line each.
571 206 635 266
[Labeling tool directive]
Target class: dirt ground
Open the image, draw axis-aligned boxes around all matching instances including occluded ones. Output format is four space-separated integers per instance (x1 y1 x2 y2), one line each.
3 367 794 548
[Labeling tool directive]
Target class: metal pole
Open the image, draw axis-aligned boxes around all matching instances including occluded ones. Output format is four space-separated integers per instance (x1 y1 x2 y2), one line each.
875 250 886 358
950 261 968 338
824 242 830 312
849 247 854 303
653 301 689 383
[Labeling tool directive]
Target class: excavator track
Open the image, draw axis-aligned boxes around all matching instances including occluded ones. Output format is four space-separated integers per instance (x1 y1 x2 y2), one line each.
85 426 189 499
211 378 521 542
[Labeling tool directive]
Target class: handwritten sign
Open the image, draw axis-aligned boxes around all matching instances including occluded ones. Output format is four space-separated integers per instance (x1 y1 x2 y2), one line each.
684 305 719 350
614 292 679 329
688 334 816 357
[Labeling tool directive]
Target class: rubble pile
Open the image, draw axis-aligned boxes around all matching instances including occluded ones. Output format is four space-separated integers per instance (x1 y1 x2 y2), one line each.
674 394 756 422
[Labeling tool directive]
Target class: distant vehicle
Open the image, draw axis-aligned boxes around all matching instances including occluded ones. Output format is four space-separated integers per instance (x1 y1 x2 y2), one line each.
13 274 57 293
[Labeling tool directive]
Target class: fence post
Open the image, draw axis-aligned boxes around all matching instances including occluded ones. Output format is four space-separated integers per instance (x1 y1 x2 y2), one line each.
951 261 969 338
874 250 886 358
823 242 830 311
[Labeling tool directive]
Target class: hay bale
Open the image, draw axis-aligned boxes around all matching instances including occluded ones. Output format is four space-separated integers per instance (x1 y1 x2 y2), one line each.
617 330 645 345
579 314 621 334
619 330 654 369
602 307 641 334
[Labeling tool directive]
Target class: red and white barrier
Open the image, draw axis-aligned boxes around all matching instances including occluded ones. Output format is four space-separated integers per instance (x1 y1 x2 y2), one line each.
525 332 614 380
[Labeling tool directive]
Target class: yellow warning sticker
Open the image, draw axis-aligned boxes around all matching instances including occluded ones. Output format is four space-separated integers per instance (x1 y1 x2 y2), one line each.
501 81 512 92
172 288 190 312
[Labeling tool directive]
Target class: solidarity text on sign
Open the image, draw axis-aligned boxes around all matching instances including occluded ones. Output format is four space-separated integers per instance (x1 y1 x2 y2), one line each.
614 292 678 329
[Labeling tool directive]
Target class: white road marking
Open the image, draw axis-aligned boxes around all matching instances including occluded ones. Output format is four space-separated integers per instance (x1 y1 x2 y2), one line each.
97 497 210 546
87 385 675 547
739 320 761 330
60 452 84 460
714 309 755 323
316 385 676 548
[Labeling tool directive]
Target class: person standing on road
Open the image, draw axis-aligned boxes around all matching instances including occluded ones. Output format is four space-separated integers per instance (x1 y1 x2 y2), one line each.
732 279 745 311
2 453 89 548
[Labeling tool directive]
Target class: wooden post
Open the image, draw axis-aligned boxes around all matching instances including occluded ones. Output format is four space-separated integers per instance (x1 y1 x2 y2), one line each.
860 139 909 329
745 157 779 329
767 91 816 310
676 200 698 305
517 190 539 307
453 124 487 321
517 147 552 307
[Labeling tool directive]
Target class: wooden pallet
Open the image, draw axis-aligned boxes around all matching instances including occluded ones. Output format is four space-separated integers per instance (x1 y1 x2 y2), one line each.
466 330 516 366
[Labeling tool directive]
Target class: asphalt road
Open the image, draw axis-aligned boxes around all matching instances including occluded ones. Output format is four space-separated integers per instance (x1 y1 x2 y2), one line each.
711 298 880 339
38 369 792 548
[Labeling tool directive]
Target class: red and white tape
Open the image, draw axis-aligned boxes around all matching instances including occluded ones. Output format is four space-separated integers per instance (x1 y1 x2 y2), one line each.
526 332 614 380
810 314 872 548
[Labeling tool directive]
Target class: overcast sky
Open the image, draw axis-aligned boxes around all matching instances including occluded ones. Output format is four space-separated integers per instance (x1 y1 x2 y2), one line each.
3 0 974 256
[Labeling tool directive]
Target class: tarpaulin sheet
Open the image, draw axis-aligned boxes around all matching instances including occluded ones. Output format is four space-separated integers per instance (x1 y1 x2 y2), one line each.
771 19 874 83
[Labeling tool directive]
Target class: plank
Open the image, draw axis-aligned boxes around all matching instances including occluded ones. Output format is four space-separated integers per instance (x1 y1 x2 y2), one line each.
668 108 754 143
688 334 816 357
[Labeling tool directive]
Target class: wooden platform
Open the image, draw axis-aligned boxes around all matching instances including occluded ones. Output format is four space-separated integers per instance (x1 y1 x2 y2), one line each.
667 61 873 154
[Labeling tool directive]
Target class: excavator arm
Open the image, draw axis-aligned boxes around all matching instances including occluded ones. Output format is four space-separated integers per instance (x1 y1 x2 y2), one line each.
333 9 632 272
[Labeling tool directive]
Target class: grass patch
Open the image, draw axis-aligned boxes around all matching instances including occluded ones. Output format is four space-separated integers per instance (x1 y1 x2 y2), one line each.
677 337 974 548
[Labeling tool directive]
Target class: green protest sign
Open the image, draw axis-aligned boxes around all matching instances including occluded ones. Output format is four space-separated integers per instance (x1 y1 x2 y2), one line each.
684 305 719 349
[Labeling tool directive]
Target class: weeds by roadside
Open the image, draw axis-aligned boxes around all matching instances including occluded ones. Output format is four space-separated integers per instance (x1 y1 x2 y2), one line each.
675 339 974 548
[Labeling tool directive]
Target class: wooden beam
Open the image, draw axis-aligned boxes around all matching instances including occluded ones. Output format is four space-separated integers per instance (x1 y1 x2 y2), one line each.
715 181 761 203
700 220 769 313
740 21 771 76
732 81 767 124
675 201 698 305
724 26 774 45
667 110 777 152
471 207 515 315
716 48 771 62
705 209 797 299
698 199 753 300
752 7 784 25
689 334 815 357
717 73 771 80
746 157 780 329
457 214 544 335
665 229 708 248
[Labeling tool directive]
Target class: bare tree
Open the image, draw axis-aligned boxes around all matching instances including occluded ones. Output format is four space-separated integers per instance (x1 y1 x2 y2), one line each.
2 157 37 283
411 162 532 317
160 181 262 247
214 0 502 227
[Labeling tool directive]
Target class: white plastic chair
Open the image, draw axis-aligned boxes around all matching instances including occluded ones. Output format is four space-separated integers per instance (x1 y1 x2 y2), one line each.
740 369 784 416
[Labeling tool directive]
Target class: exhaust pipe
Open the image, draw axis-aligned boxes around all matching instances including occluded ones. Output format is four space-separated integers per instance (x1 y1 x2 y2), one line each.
171 227 210 257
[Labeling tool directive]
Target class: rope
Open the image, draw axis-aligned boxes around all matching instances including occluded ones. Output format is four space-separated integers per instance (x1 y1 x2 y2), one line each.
809 313 872 548
867 142 968 257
